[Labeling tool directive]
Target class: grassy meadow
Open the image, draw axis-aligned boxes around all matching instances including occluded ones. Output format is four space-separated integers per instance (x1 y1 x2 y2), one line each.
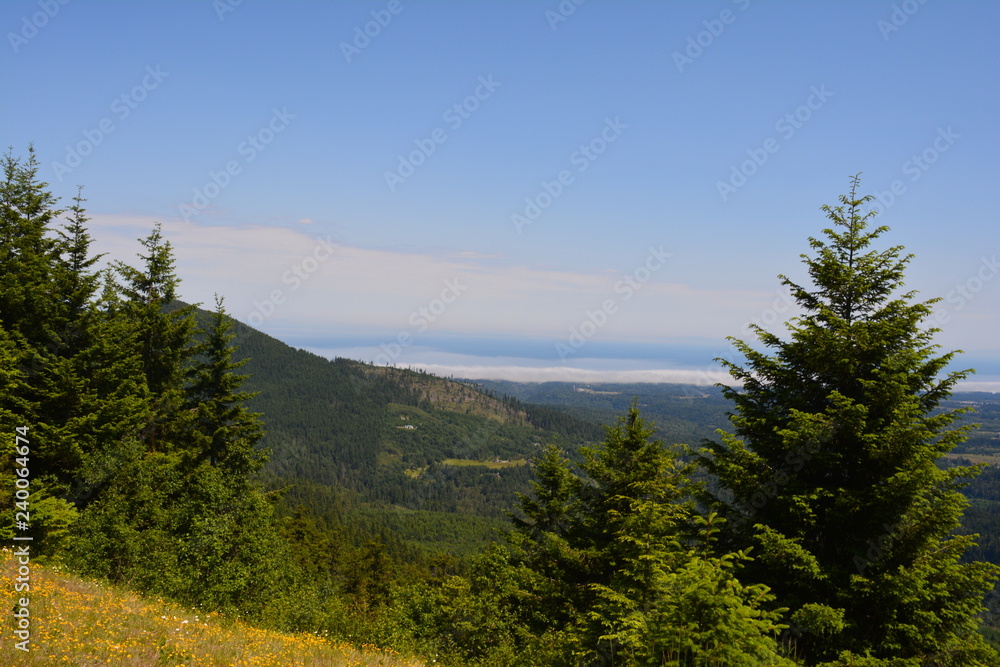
0 550 422 667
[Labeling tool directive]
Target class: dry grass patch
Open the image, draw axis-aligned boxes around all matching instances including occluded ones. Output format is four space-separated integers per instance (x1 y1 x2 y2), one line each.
0 550 422 666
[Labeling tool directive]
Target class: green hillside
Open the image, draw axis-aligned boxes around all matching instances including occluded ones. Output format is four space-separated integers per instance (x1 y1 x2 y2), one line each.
219 317 1000 562
472 379 1000 453
4 156 999 663
468 379 732 446
212 319 602 552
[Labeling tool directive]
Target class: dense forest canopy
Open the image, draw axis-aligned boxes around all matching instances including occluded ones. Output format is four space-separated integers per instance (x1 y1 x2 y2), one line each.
2 149 998 665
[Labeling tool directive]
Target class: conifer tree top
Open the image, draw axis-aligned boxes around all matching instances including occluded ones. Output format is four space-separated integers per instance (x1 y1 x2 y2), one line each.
699 175 997 664
781 174 914 327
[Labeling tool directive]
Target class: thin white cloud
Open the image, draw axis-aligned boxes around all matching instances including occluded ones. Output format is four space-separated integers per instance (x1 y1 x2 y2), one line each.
446 250 502 259
385 363 999 393
410 364 734 385
86 214 772 339
81 215 1000 360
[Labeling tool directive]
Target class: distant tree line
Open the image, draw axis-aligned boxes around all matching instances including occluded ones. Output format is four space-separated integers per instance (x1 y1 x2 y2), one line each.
2 150 996 664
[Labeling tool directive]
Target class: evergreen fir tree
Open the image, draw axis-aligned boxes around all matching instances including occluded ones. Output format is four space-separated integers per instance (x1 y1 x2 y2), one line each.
508 405 791 665
699 176 999 664
0 145 65 354
185 295 266 475
0 325 27 542
32 187 109 490
53 187 103 357
0 146 72 482
0 151 99 555
113 223 196 452
65 268 150 508
506 441 585 634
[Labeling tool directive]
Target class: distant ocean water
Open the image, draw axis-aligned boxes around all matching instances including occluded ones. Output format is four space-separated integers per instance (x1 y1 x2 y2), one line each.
269 330 1000 392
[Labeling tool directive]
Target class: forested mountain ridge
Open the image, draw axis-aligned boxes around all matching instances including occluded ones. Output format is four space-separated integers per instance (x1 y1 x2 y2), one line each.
3 150 998 664
472 379 1000 454
200 313 603 529
218 310 1000 580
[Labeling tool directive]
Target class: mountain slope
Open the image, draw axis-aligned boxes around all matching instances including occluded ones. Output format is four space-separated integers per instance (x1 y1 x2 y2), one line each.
468 379 733 446
219 319 601 526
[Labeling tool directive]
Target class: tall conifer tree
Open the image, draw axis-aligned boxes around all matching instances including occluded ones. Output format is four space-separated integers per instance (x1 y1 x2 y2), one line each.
0 151 103 553
699 176 999 664
185 295 266 475
53 187 103 356
114 223 196 452
508 406 791 665
0 146 64 353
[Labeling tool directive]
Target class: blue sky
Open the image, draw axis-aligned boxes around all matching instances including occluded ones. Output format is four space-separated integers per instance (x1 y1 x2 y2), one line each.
3 0 999 388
